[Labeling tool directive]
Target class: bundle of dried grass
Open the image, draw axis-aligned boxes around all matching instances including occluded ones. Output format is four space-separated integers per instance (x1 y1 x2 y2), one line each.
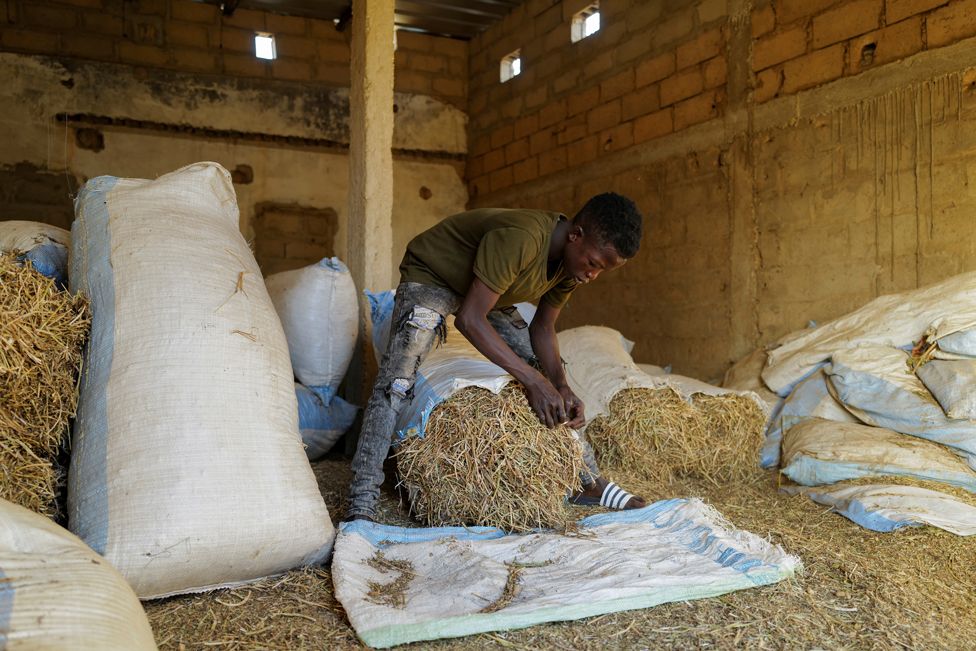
395 385 586 532
586 387 765 487
0 253 90 516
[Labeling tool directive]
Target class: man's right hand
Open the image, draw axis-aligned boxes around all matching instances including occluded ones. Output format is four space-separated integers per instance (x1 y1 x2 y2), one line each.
524 376 567 428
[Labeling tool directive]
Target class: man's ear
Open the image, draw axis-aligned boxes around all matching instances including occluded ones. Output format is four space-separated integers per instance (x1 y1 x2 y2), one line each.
567 224 584 242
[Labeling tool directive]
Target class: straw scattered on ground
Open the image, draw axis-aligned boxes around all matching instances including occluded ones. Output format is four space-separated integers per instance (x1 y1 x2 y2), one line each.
586 387 765 487
365 550 415 609
395 384 586 532
144 456 976 651
0 253 89 517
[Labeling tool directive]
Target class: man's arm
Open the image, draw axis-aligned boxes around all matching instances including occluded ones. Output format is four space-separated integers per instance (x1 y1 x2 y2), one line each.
455 278 567 427
529 301 585 428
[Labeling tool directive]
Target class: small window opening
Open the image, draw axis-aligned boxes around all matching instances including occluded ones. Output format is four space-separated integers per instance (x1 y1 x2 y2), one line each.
500 49 521 83
572 3 600 43
255 32 277 60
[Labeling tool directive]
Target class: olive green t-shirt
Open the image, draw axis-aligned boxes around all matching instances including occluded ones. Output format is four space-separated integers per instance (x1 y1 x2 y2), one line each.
399 208 577 308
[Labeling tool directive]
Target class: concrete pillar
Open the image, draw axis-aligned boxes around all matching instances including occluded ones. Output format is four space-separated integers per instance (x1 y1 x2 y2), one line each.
345 0 395 451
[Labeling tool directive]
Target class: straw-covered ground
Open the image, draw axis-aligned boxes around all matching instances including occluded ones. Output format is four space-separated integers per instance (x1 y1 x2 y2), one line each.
146 453 976 650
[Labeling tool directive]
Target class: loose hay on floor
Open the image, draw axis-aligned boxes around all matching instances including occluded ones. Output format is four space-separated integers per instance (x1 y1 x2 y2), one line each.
394 384 586 532
0 253 90 517
585 388 765 487
145 457 976 651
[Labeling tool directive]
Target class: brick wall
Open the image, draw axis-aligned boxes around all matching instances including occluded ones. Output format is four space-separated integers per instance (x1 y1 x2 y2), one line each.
0 0 467 107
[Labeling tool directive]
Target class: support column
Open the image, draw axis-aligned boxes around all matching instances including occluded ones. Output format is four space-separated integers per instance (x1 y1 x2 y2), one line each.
345 0 395 452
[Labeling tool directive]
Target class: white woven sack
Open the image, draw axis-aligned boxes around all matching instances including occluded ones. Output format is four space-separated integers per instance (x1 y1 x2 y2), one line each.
265 257 359 389
69 162 334 599
916 359 976 420
0 498 157 650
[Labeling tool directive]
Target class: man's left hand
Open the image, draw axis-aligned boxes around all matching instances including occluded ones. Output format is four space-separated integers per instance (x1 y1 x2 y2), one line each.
557 385 585 429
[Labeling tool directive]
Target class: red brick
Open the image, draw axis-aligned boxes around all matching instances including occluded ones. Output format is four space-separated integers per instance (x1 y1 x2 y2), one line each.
556 115 588 145
636 52 675 87
553 68 580 94
886 0 949 23
614 33 653 64
655 9 695 45
23 4 77 29
754 67 783 102
775 0 843 24
276 34 317 59
782 43 845 93
218 27 254 54
676 27 723 69
601 70 635 102
599 122 634 152
513 157 539 184
530 129 556 155
80 11 124 36
622 84 661 121
172 0 218 23
167 21 210 48
703 56 728 88
396 70 431 94
1 29 59 53
752 5 776 37
587 100 621 134
467 156 484 180
582 50 614 79
848 17 922 74
266 13 307 35
927 0 976 47
674 90 723 130
525 85 548 109
222 7 266 31
61 32 115 59
411 52 448 73
490 167 514 192
432 35 467 58
174 48 218 72
118 42 169 66
223 52 269 78
505 138 530 164
433 77 465 98
538 146 568 176
569 86 600 116
471 134 491 156
310 17 343 40
538 99 568 128
514 113 539 139
660 67 703 106
812 0 882 48
567 136 599 167
491 124 515 149
315 64 349 86
272 58 313 81
753 26 807 70
634 108 674 143
317 40 349 63
483 148 506 173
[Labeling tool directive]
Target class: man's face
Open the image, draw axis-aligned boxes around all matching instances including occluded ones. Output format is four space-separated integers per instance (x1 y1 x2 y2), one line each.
564 230 626 285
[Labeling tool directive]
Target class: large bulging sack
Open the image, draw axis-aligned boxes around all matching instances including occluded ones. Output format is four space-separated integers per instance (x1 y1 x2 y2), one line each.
0 498 157 650
265 257 359 389
916 359 976 420
0 219 70 287
69 162 335 599
296 381 358 459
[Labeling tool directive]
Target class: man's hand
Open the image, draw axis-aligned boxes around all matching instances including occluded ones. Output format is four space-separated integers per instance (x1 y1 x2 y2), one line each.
524 377 567 428
557 385 585 429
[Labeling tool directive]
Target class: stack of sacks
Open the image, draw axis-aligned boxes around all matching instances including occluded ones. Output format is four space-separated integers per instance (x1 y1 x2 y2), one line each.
266 257 359 460
558 326 768 486
367 291 586 532
755 272 976 534
69 162 335 599
0 497 157 650
0 220 70 287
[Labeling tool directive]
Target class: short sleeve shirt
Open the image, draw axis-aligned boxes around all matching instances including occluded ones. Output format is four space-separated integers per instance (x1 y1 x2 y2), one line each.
399 208 577 308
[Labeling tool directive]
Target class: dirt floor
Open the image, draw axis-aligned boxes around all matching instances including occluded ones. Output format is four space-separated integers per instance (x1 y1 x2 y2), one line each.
145 453 976 650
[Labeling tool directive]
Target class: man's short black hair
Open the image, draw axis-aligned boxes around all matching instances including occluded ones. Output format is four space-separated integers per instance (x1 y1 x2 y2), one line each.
574 192 643 258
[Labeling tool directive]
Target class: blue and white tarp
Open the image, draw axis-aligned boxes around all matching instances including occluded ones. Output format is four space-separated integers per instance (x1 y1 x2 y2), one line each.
296 382 358 459
0 220 70 287
333 498 800 648
780 418 976 491
783 483 976 535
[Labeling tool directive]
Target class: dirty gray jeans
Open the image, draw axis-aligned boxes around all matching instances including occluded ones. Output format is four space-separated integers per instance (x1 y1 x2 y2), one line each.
346 281 601 519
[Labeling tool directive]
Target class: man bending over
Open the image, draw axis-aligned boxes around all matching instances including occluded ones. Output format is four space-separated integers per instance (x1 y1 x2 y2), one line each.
346 192 647 522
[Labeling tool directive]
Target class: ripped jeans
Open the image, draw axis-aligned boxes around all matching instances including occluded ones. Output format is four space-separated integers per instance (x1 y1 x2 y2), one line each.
346 281 601 519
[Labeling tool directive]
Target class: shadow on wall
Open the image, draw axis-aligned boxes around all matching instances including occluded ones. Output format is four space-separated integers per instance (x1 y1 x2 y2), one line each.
254 202 339 277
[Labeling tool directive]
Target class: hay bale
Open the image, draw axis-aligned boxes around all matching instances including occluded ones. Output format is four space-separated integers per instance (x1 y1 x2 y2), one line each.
395 385 586 532
0 253 90 516
586 387 765 487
